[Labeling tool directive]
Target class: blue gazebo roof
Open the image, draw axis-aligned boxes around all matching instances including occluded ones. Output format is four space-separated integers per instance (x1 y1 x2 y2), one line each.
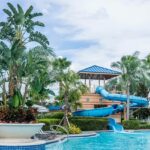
79 65 121 80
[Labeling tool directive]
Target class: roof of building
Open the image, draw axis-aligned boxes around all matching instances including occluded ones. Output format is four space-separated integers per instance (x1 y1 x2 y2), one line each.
78 65 121 80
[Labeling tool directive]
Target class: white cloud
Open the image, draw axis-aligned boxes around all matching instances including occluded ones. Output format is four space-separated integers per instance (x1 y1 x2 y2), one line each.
9 0 150 70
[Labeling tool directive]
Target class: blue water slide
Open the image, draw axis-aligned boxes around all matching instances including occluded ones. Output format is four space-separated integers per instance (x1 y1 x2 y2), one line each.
73 86 148 117
96 86 148 107
108 118 124 132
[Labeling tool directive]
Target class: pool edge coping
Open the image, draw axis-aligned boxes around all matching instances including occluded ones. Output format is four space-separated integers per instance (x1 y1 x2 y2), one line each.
45 132 97 145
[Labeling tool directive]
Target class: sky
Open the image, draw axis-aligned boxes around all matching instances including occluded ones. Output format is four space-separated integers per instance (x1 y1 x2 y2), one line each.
0 0 150 71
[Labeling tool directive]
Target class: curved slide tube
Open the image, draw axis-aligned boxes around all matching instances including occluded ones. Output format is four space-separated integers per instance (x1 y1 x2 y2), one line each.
96 86 148 107
108 118 124 132
73 86 148 117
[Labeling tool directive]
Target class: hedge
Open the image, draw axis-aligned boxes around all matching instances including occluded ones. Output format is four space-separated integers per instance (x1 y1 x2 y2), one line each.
38 117 108 131
70 117 108 131
38 118 61 130
122 120 150 129
122 120 140 129
38 112 64 119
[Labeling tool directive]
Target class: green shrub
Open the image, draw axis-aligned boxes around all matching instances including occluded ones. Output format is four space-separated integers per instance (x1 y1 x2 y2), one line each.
122 120 140 129
70 117 108 131
38 117 108 131
139 123 150 129
68 124 81 134
38 118 61 130
55 124 81 134
49 112 64 119
38 112 64 119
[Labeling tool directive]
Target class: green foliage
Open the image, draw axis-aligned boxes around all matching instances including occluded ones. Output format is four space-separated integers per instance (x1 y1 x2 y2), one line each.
38 116 108 131
122 120 140 129
0 3 55 123
68 124 81 134
29 31 49 48
70 117 108 131
136 83 149 97
10 89 23 109
122 120 150 129
26 100 34 107
108 51 150 96
38 118 61 131
139 124 150 129
38 112 64 119
133 108 150 120
111 51 141 93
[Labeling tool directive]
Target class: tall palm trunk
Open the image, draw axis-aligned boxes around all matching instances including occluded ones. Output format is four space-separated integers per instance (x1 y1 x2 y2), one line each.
9 77 15 97
9 65 18 97
126 82 130 120
63 93 70 126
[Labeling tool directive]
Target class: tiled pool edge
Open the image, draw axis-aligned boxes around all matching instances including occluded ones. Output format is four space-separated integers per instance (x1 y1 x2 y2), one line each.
0 140 46 150
45 132 97 145
0 132 97 150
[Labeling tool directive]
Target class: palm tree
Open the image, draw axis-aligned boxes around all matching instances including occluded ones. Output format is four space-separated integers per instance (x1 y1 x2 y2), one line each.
57 70 88 126
68 84 88 111
142 54 150 91
0 3 54 110
53 57 71 94
111 51 141 120
105 77 125 92
20 46 55 103
0 3 49 99
0 3 49 47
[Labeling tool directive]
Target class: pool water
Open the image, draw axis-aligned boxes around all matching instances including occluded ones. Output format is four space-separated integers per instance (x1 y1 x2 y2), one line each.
46 131 150 150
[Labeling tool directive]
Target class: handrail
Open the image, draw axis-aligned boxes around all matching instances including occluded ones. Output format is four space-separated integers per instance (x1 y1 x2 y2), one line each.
50 125 69 139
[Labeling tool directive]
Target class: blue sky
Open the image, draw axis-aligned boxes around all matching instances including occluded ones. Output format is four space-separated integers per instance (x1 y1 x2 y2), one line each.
1 0 150 71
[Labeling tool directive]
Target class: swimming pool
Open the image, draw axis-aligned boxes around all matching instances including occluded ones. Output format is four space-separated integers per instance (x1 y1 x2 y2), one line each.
45 131 150 150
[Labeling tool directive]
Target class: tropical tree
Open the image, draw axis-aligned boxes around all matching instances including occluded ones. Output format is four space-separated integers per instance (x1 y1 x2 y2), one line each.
52 57 71 94
142 54 150 94
111 51 141 120
0 3 49 101
68 83 88 111
0 3 55 122
105 77 124 93
57 70 88 126
21 46 55 103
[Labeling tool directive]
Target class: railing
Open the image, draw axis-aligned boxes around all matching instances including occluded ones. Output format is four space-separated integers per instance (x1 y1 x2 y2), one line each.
50 125 69 139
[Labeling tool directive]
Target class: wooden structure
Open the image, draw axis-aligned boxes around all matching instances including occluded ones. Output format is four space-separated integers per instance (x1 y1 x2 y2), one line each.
78 65 122 122
79 65 121 92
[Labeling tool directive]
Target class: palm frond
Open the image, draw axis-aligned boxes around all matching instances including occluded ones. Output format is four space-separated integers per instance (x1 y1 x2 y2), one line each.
3 9 12 16
7 3 17 14
25 6 33 17
29 31 49 48
17 4 24 15
29 13 43 19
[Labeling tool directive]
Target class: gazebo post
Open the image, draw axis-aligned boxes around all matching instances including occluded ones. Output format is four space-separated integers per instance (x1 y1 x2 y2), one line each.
85 74 86 85
103 77 106 86
89 74 91 92
98 75 100 86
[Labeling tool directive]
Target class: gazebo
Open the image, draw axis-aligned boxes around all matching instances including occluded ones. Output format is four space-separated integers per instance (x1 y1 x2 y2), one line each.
78 65 121 92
